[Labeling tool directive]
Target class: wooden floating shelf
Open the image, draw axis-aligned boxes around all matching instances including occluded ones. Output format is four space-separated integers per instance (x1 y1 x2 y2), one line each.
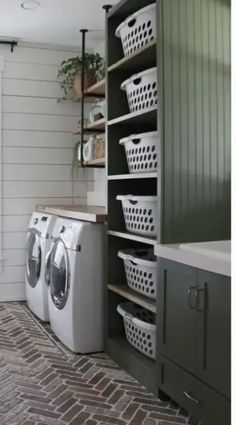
86 118 105 131
72 118 105 134
108 106 157 127
108 284 156 313
57 97 95 104
85 78 105 97
108 230 157 246
108 172 157 180
84 157 105 167
108 40 157 73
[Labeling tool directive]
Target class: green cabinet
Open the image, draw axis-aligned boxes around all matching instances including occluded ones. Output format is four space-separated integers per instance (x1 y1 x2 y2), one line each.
159 263 198 373
196 271 231 398
157 259 231 424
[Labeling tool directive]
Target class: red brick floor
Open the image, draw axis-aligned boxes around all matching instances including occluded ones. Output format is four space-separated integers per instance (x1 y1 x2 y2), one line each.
0 303 193 425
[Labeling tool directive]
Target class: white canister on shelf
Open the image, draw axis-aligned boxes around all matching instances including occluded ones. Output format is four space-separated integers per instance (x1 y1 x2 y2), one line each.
83 135 96 162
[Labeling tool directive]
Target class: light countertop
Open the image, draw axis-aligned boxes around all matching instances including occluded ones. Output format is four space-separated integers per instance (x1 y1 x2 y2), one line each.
36 204 107 223
155 240 231 277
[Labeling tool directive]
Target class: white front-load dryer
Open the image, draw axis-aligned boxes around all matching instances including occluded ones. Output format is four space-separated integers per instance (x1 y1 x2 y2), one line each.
47 217 105 353
25 212 57 321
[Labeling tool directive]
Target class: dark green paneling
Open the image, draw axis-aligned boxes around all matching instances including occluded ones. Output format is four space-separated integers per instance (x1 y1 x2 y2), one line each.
159 0 231 243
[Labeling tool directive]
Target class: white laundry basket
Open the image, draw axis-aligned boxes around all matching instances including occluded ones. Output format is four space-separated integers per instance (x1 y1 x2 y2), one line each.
117 302 156 359
117 195 157 237
115 4 156 57
121 67 157 113
119 131 159 173
118 248 157 300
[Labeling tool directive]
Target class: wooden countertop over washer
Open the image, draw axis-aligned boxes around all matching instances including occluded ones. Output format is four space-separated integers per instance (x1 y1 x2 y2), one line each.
36 205 107 223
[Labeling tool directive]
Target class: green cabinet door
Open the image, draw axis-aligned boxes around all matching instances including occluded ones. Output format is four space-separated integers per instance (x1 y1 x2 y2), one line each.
158 259 198 374
196 271 231 398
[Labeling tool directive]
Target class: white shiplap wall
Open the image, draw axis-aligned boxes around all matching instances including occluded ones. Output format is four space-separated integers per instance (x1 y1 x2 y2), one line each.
0 43 98 301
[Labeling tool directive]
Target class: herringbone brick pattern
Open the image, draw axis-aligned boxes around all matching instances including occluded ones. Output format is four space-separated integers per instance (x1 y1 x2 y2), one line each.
0 303 195 425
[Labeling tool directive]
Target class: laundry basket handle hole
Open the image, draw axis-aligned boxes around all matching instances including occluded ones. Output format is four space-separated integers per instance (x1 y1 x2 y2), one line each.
131 138 141 145
127 18 136 28
129 200 138 205
133 77 142 85
131 260 138 266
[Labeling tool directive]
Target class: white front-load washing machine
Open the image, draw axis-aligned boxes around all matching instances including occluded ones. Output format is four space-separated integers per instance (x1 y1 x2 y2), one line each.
47 217 105 353
25 212 57 321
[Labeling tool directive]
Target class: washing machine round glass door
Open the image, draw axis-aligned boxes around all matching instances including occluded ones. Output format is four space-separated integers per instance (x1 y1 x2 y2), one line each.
50 239 70 310
26 230 42 288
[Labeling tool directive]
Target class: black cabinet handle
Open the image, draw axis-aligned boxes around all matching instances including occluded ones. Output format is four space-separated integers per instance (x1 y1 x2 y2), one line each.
196 287 206 312
183 391 201 404
188 286 198 309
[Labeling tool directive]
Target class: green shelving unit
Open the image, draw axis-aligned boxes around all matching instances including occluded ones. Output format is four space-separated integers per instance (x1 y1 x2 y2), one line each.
105 0 230 399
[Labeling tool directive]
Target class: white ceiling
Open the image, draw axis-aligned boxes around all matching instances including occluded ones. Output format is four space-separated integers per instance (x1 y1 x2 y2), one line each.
0 0 118 49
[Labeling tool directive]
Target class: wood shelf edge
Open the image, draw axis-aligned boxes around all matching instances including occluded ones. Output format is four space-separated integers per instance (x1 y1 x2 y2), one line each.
108 40 157 72
108 230 157 246
84 157 105 166
108 284 156 313
72 118 106 135
85 78 105 96
108 106 157 126
108 172 157 180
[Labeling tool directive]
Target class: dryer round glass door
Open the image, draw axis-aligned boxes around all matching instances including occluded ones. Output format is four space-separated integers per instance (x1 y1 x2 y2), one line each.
50 239 70 310
26 231 42 288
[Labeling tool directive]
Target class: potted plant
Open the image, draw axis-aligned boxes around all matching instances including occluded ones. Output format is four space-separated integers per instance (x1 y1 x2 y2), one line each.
57 53 105 100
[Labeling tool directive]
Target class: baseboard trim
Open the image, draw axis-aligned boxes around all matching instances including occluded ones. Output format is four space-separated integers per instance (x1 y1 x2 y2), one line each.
0 283 26 302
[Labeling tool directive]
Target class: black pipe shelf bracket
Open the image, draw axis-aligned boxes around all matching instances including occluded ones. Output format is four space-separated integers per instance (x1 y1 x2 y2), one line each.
79 6 111 168
79 29 88 169
0 40 18 52
102 4 113 14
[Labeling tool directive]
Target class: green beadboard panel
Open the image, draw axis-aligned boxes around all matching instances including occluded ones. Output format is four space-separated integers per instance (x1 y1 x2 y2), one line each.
159 0 231 244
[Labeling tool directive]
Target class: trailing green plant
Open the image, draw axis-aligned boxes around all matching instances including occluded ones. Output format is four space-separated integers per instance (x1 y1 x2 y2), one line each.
57 53 105 97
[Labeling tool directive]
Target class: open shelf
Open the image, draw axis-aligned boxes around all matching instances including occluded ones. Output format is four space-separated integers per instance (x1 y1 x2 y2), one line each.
85 157 105 167
85 78 105 97
108 284 156 313
105 336 157 394
108 40 156 74
108 106 157 127
108 230 157 246
108 172 157 180
73 118 105 134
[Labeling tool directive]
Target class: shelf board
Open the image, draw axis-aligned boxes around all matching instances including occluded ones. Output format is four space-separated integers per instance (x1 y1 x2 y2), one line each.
108 172 157 180
72 118 105 134
85 78 105 97
84 157 105 167
108 106 157 127
57 97 95 104
108 40 156 73
108 230 157 246
108 284 156 313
